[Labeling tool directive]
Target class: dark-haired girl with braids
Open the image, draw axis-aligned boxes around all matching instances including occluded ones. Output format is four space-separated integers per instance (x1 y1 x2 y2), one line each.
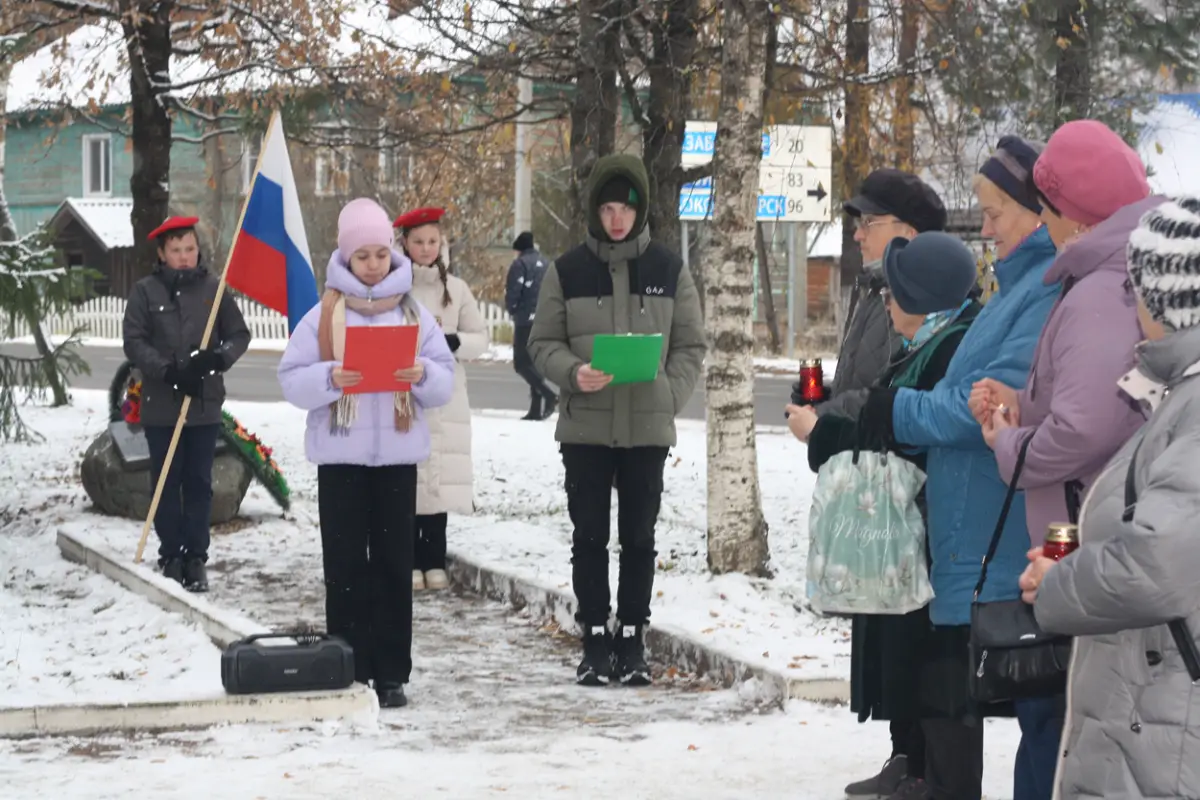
393 207 489 592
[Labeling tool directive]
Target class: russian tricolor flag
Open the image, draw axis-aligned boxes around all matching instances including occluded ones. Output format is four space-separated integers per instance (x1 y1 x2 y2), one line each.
225 111 319 334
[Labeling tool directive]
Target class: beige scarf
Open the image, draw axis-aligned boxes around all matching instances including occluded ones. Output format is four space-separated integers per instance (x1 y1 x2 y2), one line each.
317 288 421 434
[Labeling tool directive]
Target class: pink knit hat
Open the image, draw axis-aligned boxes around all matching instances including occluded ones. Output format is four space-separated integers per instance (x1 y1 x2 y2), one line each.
1032 120 1150 227
337 198 394 262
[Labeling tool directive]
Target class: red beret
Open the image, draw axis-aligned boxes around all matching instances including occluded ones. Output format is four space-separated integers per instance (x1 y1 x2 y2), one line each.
148 216 200 241
393 207 445 230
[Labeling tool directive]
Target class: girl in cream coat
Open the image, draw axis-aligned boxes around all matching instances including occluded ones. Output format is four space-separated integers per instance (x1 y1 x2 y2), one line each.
394 207 489 590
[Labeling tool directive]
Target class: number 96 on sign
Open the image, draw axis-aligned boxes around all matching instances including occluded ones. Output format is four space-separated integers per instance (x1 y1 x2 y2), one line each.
677 193 808 221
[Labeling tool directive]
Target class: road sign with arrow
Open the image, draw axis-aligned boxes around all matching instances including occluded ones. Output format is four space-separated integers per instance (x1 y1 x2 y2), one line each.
679 122 833 223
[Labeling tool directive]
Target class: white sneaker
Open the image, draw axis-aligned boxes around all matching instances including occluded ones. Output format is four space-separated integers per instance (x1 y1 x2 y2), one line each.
425 569 449 590
412 569 426 591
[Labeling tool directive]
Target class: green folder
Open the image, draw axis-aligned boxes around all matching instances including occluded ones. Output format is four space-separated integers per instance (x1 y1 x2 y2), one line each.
590 334 664 385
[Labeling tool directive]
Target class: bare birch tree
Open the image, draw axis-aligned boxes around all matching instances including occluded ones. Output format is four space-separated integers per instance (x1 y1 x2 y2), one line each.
703 0 770 576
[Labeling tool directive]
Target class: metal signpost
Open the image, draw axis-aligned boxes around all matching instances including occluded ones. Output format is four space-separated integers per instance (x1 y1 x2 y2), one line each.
678 122 834 358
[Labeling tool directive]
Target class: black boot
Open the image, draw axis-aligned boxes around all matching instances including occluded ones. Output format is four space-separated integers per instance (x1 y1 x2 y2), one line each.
521 392 542 421
540 392 558 420
376 682 408 708
182 557 208 593
845 755 908 798
612 623 651 686
576 625 613 686
160 557 184 585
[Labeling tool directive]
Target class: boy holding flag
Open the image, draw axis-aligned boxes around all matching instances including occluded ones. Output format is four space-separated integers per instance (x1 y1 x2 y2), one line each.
122 217 251 591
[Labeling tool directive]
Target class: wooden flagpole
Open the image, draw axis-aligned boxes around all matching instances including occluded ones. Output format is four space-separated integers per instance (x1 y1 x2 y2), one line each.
134 111 283 563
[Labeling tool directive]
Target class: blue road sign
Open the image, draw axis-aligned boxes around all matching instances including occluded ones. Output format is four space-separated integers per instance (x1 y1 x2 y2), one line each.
681 130 771 159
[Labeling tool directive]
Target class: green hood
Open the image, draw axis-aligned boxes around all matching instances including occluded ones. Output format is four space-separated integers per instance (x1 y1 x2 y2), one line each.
586 154 650 242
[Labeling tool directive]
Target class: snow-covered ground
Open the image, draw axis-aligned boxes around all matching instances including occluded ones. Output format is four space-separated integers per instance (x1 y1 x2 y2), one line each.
0 701 1022 799
0 421 223 708
55 390 850 681
0 390 1024 798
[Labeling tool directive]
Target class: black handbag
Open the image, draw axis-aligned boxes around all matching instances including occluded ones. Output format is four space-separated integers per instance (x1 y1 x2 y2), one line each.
968 436 1072 704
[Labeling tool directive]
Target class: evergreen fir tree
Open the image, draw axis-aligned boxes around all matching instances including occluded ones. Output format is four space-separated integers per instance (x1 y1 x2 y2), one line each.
0 225 90 442
931 0 1200 142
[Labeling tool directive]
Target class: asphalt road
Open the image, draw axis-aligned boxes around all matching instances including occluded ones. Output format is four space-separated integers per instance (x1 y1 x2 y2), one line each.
1 343 797 426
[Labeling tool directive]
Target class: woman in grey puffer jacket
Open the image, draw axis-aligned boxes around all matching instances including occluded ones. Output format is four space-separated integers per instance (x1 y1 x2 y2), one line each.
1020 195 1200 800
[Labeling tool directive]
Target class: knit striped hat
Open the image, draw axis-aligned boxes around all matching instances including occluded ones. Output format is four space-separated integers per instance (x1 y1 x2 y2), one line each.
1127 196 1200 330
979 135 1044 213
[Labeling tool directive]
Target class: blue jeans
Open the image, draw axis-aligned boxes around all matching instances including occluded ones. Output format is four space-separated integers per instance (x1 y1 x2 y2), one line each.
1013 695 1065 800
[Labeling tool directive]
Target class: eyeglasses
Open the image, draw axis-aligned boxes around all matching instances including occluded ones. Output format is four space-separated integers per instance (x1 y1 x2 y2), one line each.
880 287 893 305
856 216 903 232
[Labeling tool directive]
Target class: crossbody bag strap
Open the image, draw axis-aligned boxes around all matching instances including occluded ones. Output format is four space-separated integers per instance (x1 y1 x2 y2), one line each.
1119 440 1200 682
1121 441 1144 523
1065 479 1083 525
973 433 1033 600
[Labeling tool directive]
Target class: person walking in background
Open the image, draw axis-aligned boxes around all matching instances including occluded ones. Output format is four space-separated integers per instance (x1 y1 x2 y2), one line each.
786 231 983 800
796 168 949 800
969 123 1159 800
793 168 946 423
528 153 706 687
394 206 490 592
1021 195 1200 800
506 230 557 420
122 215 250 592
853 138 1060 800
277 198 455 709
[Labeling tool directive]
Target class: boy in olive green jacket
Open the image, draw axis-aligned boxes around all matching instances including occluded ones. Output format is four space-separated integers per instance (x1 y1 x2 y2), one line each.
528 154 706 686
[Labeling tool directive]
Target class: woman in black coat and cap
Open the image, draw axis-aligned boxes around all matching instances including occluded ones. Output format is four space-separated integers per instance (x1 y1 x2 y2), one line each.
785 230 983 800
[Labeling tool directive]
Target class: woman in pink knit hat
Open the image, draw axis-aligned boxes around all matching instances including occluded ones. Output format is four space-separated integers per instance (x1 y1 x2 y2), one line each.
278 197 456 709
969 119 1164 800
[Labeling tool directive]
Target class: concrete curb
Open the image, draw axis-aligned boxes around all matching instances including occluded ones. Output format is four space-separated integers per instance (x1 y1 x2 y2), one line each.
57 528 268 649
0 687 378 740
445 550 849 706
7 527 381 740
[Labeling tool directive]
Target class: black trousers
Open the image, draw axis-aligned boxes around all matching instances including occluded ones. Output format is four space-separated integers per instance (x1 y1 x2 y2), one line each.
892 719 926 780
922 718 984 800
413 513 448 571
317 463 416 686
513 325 555 401
144 423 220 563
561 444 668 627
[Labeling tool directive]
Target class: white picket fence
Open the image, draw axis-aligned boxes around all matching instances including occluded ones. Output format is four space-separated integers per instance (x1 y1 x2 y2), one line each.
7 294 514 344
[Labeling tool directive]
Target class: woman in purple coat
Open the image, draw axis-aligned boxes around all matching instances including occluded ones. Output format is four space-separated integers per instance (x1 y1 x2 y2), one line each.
969 120 1159 800
278 198 455 709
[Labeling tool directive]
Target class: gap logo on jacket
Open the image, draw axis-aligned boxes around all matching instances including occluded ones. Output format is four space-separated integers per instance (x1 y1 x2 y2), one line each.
891 226 1060 625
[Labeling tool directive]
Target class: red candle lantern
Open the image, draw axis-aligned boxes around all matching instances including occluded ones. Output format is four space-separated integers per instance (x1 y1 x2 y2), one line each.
799 358 825 403
1043 523 1079 561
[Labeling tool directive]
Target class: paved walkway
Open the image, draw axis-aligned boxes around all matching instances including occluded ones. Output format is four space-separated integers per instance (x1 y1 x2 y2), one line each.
205 554 753 745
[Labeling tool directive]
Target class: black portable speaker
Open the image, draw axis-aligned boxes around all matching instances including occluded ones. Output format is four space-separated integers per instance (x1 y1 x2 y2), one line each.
220 632 355 695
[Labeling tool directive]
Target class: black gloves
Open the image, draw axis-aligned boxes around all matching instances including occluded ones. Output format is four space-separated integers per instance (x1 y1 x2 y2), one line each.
444 333 461 353
186 346 226 379
164 364 204 399
858 387 898 452
165 346 223 401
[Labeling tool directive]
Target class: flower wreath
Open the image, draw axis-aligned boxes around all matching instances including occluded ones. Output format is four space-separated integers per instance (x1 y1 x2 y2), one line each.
109 360 291 512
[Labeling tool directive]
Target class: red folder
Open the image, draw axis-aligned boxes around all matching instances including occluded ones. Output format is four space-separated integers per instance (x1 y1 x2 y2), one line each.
342 325 420 394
